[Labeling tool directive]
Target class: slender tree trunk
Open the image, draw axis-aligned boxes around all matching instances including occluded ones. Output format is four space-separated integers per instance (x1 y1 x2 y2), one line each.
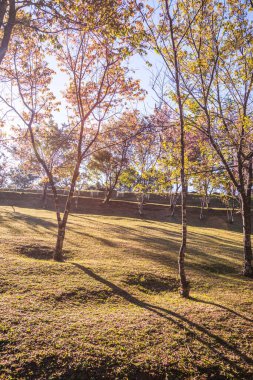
164 1 189 297
54 221 66 262
179 163 189 296
170 202 175 217
205 195 210 209
0 0 16 65
226 196 235 224
103 170 122 205
137 193 144 216
53 165 80 261
42 182 48 209
103 189 113 204
75 190 80 209
170 191 179 217
241 194 252 276
227 208 234 224
200 198 204 220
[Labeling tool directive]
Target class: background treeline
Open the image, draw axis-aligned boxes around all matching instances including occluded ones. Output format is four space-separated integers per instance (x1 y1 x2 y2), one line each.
0 107 243 222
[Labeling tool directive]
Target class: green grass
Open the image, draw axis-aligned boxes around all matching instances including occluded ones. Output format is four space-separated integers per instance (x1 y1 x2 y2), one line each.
0 204 252 379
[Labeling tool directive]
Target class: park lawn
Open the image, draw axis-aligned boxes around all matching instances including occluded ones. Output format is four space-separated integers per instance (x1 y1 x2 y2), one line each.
0 204 252 379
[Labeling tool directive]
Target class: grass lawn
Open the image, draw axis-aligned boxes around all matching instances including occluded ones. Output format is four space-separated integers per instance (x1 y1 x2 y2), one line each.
0 203 252 379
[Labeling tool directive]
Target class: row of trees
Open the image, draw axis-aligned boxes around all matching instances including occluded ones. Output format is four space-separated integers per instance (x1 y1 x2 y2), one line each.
0 0 252 297
139 0 253 295
1 107 239 214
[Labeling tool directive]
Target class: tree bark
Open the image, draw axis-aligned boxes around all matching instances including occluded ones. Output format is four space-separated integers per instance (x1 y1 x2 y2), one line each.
42 182 48 209
0 0 16 65
137 193 144 216
169 190 179 217
54 221 66 262
241 194 252 276
226 208 234 224
170 202 176 217
200 198 204 220
165 0 189 297
103 189 113 204
75 190 80 209
179 169 189 296
53 165 80 261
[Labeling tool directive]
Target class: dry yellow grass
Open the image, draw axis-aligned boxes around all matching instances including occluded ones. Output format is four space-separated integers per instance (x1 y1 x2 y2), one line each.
0 204 252 379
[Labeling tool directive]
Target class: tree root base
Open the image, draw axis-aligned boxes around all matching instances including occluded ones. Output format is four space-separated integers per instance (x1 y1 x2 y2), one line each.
53 255 64 262
179 288 190 298
242 262 253 277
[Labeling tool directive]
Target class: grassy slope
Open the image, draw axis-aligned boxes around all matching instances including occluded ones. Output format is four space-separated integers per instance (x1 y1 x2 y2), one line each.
0 203 252 380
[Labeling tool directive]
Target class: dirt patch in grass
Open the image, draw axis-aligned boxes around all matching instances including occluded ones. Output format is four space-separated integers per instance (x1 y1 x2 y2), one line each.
124 273 179 293
16 244 54 260
43 287 114 304
0 279 12 294
15 244 72 261
14 355 189 380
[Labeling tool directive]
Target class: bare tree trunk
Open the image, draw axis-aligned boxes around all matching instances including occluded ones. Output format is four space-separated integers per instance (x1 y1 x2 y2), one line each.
103 169 122 205
75 190 80 209
179 160 189 297
137 193 144 216
103 189 113 204
241 194 252 276
0 0 16 65
42 182 48 209
205 194 210 209
54 221 66 262
53 166 80 261
226 208 234 224
164 0 189 297
170 202 176 217
169 191 179 217
200 198 204 220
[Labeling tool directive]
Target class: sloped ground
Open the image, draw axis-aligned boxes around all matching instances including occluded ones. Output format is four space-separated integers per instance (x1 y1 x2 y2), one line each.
0 203 252 379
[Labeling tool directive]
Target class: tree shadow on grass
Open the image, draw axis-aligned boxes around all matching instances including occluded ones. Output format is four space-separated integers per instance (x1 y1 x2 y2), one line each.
6 211 246 283
9 212 56 231
111 231 241 279
72 263 253 378
16 244 54 260
69 217 243 264
67 219 245 284
67 229 118 248
190 297 253 323
123 272 179 293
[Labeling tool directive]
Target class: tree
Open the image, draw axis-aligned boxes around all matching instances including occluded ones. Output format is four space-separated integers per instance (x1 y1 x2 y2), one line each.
10 119 74 207
179 0 253 275
149 107 181 216
88 111 141 204
190 137 220 220
0 23 142 261
0 0 146 66
0 1 103 64
141 0 253 276
119 117 161 215
0 0 16 64
9 168 38 189
0 150 8 188
89 149 127 203
153 106 200 218
138 0 201 296
220 176 240 224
